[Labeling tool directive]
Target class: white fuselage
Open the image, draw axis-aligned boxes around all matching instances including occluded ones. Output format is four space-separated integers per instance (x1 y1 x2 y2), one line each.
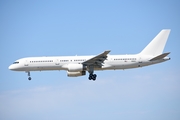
8 54 169 72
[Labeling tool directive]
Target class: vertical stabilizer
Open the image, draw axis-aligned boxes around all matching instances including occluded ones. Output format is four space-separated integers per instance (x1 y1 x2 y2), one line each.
140 29 171 56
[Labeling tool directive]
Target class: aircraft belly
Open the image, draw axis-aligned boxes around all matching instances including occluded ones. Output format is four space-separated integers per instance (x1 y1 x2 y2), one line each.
25 64 63 71
111 62 139 70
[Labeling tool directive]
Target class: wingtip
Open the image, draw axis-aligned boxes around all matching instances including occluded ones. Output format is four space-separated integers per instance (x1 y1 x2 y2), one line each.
105 50 111 53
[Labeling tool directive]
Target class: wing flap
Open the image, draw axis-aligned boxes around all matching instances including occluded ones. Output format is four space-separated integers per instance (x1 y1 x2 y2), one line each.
83 50 110 66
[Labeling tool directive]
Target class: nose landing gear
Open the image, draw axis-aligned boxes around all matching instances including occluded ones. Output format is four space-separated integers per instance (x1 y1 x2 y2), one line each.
27 71 31 80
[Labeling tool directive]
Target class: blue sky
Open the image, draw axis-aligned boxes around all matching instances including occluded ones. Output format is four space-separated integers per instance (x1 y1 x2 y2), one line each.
0 0 180 120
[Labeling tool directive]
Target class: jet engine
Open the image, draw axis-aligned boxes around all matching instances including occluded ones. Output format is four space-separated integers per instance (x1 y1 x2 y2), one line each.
67 71 86 77
67 64 84 72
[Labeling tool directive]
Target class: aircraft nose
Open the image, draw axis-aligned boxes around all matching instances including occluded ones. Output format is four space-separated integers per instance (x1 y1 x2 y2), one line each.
9 65 15 70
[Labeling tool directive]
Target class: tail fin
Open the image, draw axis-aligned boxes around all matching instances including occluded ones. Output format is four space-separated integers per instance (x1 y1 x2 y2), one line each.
140 29 171 56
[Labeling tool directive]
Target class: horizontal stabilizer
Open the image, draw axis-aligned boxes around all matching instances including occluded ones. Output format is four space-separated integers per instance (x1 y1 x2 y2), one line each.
150 52 170 61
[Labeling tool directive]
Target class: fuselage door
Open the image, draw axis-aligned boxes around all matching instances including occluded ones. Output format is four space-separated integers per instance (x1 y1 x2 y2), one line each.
55 59 59 65
24 59 28 66
138 57 143 67
139 57 142 63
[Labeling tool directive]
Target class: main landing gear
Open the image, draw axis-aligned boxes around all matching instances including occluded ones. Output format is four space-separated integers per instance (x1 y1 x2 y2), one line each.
88 73 97 81
88 66 97 81
27 71 31 80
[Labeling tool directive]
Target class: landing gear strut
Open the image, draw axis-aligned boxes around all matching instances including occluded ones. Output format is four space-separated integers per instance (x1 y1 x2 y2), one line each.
88 73 97 81
88 66 97 81
27 71 31 80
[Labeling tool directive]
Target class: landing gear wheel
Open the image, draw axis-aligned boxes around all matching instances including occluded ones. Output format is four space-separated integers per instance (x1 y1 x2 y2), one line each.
89 74 93 80
88 74 97 81
92 74 97 81
94 74 97 78
28 77 31 80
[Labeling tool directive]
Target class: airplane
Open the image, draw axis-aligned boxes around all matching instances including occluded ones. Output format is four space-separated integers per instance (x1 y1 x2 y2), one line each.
9 29 171 81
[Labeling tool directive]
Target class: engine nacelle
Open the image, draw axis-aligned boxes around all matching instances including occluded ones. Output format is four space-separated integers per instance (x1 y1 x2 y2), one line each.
67 71 86 77
67 64 84 72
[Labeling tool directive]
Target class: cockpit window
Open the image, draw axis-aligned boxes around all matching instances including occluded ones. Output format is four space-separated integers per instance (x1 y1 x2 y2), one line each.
13 61 19 64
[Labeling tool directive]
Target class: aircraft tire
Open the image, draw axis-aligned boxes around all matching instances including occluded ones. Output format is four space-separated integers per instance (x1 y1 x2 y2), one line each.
28 77 31 80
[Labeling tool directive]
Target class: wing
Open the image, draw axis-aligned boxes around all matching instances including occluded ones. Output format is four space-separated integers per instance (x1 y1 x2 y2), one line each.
82 50 110 66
